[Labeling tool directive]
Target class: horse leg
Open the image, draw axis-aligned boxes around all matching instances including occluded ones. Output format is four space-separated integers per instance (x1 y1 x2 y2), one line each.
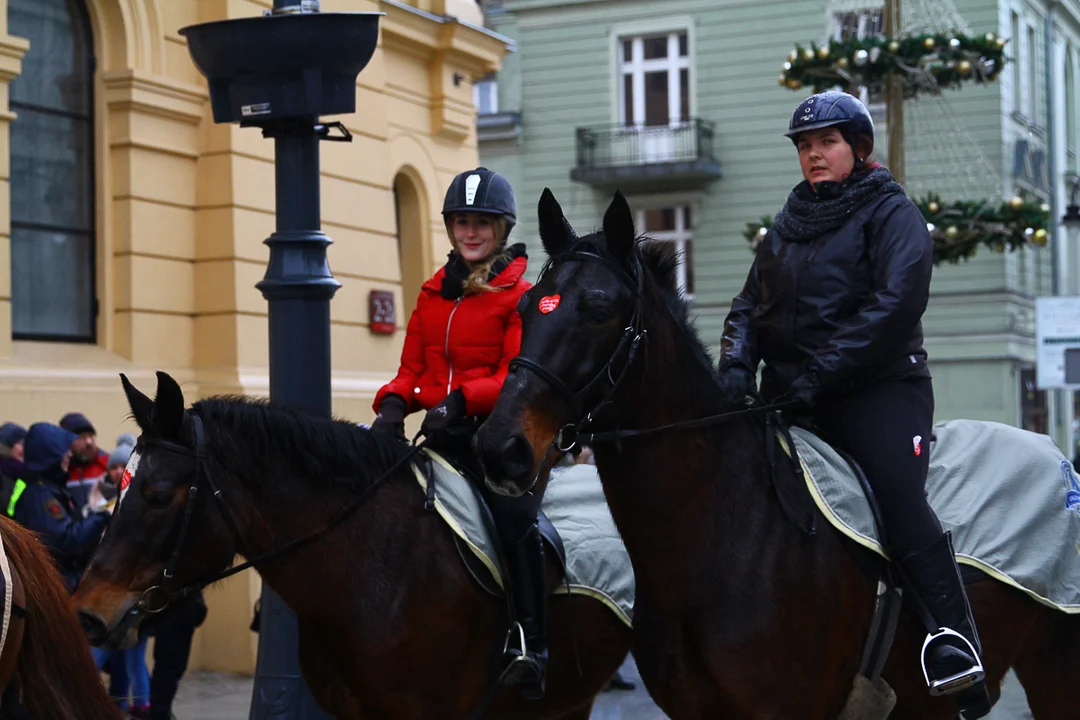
1011 605 1079 720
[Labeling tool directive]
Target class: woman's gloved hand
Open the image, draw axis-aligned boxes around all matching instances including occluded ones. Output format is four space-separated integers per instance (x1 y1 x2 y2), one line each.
718 362 757 406
372 394 408 442
421 390 466 439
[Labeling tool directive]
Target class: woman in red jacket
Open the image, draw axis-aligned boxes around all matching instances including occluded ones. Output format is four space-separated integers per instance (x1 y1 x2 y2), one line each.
372 168 550 699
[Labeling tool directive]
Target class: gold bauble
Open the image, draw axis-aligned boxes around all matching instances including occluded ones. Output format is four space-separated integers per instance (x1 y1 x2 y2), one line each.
837 56 849 69
1040 203 1051 213
786 78 803 90
817 46 830 59
789 49 798 62
986 33 996 43
996 37 1006 49
923 37 936 50
1033 228 1049 246
802 48 815 62
958 60 972 76
1009 195 1024 209
888 40 901 53
784 61 792 71
928 201 940 214
945 226 959 239
757 226 769 237
779 75 787 86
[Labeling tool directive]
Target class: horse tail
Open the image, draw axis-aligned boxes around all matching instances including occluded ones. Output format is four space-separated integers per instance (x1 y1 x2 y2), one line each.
0 517 120 719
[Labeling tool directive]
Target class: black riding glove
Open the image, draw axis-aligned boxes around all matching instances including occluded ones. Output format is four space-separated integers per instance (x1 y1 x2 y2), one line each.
372 394 408 441
778 371 825 410
718 362 757 406
421 390 467 439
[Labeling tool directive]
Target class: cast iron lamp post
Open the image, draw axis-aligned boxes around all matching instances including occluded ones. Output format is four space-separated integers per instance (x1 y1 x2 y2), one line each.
180 1 381 717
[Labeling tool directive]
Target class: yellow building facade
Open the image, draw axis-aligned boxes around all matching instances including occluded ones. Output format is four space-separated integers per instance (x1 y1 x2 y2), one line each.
0 0 507 672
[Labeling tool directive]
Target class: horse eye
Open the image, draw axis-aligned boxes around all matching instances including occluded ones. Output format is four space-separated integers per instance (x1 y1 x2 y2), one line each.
146 490 174 509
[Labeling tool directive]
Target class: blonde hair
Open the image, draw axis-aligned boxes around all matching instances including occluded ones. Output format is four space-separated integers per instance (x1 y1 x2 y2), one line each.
446 215 511 295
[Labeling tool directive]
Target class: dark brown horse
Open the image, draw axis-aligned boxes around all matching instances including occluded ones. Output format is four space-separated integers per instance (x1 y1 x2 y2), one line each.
475 188 1079 719
72 372 630 719
0 515 119 719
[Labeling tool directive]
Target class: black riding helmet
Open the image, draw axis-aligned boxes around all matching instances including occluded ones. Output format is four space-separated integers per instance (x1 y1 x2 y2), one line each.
784 91 875 166
442 167 517 240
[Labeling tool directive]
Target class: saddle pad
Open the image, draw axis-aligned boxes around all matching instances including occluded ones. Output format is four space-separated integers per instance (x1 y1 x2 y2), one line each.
412 451 634 627
790 419 1080 613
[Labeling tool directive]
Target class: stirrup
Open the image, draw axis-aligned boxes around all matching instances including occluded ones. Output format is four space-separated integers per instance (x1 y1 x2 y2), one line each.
920 628 985 696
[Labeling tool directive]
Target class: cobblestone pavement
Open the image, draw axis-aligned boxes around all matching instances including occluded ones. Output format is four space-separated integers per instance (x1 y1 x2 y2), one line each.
172 658 1032 719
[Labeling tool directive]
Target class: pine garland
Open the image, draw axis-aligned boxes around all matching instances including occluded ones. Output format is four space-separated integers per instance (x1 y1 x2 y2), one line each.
743 195 1051 265
780 32 1009 99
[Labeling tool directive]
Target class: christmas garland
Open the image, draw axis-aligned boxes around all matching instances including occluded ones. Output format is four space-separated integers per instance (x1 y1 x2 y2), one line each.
780 32 1008 99
743 195 1051 265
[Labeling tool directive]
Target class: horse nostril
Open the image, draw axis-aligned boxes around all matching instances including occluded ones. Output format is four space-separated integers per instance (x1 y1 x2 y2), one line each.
77 609 108 645
499 435 534 482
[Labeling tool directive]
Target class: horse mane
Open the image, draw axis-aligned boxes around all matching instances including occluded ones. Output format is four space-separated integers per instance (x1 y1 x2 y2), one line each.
191 397 415 494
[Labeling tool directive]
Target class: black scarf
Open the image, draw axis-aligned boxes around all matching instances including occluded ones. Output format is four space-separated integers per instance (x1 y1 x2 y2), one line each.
772 167 904 243
440 243 528 300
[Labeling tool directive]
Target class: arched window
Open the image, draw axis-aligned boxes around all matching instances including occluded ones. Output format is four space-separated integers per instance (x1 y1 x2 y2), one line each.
8 0 96 341
393 172 428 317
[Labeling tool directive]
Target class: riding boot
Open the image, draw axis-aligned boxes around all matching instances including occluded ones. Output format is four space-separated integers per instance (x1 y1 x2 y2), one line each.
899 531 993 719
498 523 549 700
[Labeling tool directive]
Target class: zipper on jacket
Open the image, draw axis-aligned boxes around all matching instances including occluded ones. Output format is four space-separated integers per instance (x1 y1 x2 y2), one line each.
445 297 463 395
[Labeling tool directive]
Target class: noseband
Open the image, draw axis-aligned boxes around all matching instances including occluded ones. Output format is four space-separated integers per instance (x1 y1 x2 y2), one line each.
507 247 648 453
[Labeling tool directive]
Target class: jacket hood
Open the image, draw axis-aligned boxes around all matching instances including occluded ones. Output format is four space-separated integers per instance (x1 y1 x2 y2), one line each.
24 423 76 479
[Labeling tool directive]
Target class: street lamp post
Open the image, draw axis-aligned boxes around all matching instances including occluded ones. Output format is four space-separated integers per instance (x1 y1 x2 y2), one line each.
179 2 382 717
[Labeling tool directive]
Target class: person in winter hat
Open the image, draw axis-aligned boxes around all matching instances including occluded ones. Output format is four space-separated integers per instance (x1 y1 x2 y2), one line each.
371 167 549 699
13 423 110 592
0 423 27 519
59 411 110 509
718 91 990 718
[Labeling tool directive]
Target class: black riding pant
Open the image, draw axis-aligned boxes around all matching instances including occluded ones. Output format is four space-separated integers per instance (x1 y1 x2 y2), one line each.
811 378 942 558
483 487 542 548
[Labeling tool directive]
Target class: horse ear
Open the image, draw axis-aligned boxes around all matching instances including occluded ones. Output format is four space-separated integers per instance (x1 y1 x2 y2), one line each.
120 374 154 433
152 371 186 440
602 190 636 259
538 188 575 257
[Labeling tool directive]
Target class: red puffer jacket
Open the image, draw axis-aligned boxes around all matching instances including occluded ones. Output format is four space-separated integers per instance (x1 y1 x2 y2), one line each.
374 255 531 417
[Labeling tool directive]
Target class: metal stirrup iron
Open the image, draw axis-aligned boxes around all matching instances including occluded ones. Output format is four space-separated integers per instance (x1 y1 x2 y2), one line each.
919 628 985 696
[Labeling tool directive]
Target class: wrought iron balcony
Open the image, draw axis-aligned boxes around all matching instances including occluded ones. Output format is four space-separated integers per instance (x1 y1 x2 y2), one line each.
571 118 721 191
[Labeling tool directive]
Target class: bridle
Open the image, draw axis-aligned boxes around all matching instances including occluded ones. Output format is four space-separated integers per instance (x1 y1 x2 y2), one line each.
132 415 423 615
506 243 797 472
507 245 648 454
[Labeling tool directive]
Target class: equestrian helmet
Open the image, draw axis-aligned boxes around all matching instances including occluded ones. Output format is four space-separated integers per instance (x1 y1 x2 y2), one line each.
784 90 875 152
442 167 517 233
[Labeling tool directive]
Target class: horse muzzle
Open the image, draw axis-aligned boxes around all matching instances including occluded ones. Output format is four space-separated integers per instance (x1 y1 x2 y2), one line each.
473 431 536 497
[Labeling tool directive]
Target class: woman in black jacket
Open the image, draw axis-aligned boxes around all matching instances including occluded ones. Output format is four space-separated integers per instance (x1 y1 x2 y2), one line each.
718 91 990 718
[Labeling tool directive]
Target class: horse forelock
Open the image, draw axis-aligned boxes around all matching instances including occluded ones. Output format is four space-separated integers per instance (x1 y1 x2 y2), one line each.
190 397 415 495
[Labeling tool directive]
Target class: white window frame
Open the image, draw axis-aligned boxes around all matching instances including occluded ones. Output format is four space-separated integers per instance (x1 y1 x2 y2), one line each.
618 32 690 128
635 205 694 298
473 76 498 115
609 17 695 125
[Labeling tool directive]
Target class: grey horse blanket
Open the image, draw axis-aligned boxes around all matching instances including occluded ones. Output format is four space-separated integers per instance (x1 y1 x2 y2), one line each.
789 419 1080 613
411 450 634 627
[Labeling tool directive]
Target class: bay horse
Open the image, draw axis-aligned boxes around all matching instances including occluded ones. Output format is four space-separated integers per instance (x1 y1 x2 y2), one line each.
0 515 119 719
474 188 1078 719
72 372 631 719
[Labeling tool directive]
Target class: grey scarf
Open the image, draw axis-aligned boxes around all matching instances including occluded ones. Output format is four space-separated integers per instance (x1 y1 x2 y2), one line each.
772 167 904 243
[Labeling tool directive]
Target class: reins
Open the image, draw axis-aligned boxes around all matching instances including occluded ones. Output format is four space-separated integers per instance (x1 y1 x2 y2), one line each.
135 420 429 614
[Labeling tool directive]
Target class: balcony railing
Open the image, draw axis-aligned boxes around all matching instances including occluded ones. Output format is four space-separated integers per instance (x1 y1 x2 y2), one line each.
571 118 722 190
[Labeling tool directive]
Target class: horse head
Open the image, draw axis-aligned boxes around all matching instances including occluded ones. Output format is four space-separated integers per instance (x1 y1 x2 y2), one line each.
476 188 646 496
74 371 236 649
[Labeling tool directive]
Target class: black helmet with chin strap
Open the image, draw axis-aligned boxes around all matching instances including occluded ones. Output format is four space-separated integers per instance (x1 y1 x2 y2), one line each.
784 90 875 157
442 167 517 236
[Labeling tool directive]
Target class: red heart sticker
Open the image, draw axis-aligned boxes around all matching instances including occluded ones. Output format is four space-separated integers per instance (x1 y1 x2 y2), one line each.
538 295 561 314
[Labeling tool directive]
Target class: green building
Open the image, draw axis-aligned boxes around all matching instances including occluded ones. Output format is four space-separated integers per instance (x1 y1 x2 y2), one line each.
477 0 1078 455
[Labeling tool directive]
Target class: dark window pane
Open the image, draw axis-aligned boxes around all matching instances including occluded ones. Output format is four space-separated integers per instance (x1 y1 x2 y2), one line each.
11 228 93 338
685 206 693 228
644 36 667 60
680 69 689 121
9 0 96 342
683 240 694 295
678 32 688 57
643 208 677 232
644 71 668 126
9 0 92 116
10 109 93 229
623 73 634 125
622 39 633 63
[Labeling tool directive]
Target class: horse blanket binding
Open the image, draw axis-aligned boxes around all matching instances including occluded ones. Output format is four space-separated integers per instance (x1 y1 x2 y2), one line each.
412 451 635 627
0 529 12 659
789 418 1080 613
